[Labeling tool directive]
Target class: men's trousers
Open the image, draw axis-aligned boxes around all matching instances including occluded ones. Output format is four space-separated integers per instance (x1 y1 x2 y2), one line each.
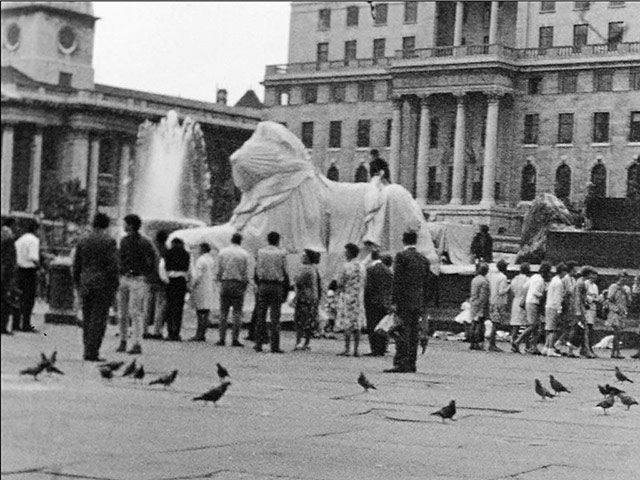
17 267 37 331
118 275 149 346
393 308 421 371
254 282 283 351
165 277 187 339
219 280 247 344
82 289 114 359
365 302 388 356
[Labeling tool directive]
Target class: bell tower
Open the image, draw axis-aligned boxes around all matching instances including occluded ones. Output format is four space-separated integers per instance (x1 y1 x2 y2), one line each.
1 2 97 89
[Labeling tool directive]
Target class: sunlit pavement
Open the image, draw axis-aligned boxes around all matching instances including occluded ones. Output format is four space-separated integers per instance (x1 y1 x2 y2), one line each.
2 312 639 480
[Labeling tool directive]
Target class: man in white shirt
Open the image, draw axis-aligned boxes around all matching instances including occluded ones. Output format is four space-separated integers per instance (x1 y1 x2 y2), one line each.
543 263 568 357
514 262 552 354
14 219 40 333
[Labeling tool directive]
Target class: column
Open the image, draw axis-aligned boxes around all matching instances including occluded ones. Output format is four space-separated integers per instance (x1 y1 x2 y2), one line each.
481 94 501 206
87 136 100 220
389 98 403 184
118 140 131 219
453 1 464 47
489 1 499 44
415 96 431 206
28 128 43 213
450 93 466 205
1 125 15 214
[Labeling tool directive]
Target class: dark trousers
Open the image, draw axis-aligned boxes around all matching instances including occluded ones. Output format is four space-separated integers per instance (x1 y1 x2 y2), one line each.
165 277 187 339
365 302 388 356
254 282 283 351
82 289 113 360
393 309 421 371
17 268 37 331
219 280 246 343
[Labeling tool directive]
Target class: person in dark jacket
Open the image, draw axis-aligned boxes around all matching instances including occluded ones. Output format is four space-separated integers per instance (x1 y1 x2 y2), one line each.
470 224 493 264
1 218 17 335
385 231 431 373
369 149 390 183
364 251 393 356
73 213 119 361
162 237 191 341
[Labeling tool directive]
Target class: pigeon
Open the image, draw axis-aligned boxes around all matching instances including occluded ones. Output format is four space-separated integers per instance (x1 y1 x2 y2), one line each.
535 379 555 400
357 372 376 392
549 375 570 394
39 352 52 368
50 350 58 365
45 364 64 375
133 365 145 383
615 366 633 383
600 384 625 397
99 361 124 372
149 370 178 388
192 381 231 406
122 360 137 377
20 363 46 380
596 395 615 415
431 400 456 423
98 365 114 380
617 393 638 410
216 363 229 380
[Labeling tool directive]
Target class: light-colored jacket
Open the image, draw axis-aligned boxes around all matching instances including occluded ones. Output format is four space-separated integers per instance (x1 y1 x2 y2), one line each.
190 253 215 311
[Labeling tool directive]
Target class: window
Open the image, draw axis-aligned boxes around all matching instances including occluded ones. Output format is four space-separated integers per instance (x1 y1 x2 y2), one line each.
385 119 392 147
555 164 572 199
58 72 72 87
573 24 588 50
539 26 554 49
574 2 590 10
521 163 537 201
631 71 640 90
628 159 640 200
449 121 456 148
330 83 346 103
591 163 607 197
528 77 542 94
346 6 359 26
559 72 577 94
344 40 357 63
318 8 331 29
357 120 371 147
630 111 640 142
277 88 290 106
558 113 574 144
594 71 613 92
608 22 624 49
429 117 439 148
303 85 317 104
404 1 418 23
373 38 386 59
427 166 441 200
540 1 555 12
358 82 375 102
316 42 329 63
593 112 610 143
524 114 540 145
301 122 314 148
329 121 342 148
482 3 491 28
374 3 388 25
402 36 416 58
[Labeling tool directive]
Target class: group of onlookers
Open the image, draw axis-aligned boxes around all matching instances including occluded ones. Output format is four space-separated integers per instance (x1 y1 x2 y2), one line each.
468 259 640 359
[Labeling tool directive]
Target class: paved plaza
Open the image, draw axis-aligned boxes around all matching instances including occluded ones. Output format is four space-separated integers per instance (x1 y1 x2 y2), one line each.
2 312 639 480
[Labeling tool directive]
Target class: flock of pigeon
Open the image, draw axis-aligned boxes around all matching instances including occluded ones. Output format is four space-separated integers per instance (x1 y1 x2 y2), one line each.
533 366 637 414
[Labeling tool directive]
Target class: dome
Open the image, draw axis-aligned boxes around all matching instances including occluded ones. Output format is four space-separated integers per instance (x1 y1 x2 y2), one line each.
1 2 95 18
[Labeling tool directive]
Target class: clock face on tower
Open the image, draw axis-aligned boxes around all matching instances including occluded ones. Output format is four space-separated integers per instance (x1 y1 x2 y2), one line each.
4 23 21 50
57 25 77 54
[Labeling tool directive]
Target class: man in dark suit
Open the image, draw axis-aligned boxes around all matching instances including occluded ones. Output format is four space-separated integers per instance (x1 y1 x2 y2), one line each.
73 213 119 361
369 149 391 183
364 251 393 356
385 231 431 373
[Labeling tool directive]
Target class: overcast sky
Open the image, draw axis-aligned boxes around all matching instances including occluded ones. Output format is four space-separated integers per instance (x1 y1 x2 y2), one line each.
92 2 291 105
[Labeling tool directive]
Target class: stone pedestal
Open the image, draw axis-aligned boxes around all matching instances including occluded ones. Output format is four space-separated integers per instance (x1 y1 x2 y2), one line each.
424 204 525 236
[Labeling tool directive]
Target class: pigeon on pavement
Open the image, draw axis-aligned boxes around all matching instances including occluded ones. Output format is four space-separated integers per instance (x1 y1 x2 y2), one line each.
98 365 114 380
600 384 625 396
122 360 137 377
20 363 46 380
596 395 615 415
549 375 570 394
357 372 376 392
431 400 456 423
193 381 231 406
617 394 638 410
535 379 555 399
133 365 145 383
216 363 229 380
615 366 633 383
149 370 178 388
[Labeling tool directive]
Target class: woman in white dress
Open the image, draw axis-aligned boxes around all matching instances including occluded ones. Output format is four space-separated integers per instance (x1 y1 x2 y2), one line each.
189 243 215 342
509 262 531 353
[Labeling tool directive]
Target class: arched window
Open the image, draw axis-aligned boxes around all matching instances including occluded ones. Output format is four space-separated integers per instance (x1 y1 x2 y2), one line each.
628 159 640 200
590 162 607 198
554 164 571 199
521 163 537 201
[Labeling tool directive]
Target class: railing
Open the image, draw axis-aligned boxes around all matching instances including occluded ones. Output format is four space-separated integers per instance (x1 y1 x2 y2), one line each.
265 42 640 76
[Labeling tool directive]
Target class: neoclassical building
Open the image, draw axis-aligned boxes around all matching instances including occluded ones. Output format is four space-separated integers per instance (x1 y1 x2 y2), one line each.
263 1 640 231
1 2 262 225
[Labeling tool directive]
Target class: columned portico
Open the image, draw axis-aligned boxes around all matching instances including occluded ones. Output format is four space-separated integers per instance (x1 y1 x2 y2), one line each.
480 93 501 206
389 98 403 183
450 93 466 205
1 125 15 214
87 135 101 220
453 2 464 47
489 1 499 45
28 127 43 213
415 95 431 206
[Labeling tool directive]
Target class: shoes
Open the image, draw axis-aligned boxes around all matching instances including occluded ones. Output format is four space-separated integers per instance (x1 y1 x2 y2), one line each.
231 341 244 347
510 344 520 354
84 356 106 362
0 329 13 335
143 333 163 340
116 341 127 353
611 354 625 359
215 340 225 346
631 352 640 359
188 337 205 342
271 349 284 354
352 352 360 357
336 351 350 357
362 353 377 357
488 345 503 353
127 344 142 355
525 348 541 355
254 344 263 352
167 336 182 342
546 349 561 357
383 367 414 373
22 327 38 333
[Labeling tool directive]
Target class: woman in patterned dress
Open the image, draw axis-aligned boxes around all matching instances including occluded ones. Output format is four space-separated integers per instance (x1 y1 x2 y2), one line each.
293 249 322 351
335 243 365 357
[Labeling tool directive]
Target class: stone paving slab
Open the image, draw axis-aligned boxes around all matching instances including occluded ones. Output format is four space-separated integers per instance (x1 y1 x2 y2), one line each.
2 316 640 480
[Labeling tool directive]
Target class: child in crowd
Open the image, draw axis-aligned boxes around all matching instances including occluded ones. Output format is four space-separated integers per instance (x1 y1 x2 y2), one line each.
322 280 338 338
